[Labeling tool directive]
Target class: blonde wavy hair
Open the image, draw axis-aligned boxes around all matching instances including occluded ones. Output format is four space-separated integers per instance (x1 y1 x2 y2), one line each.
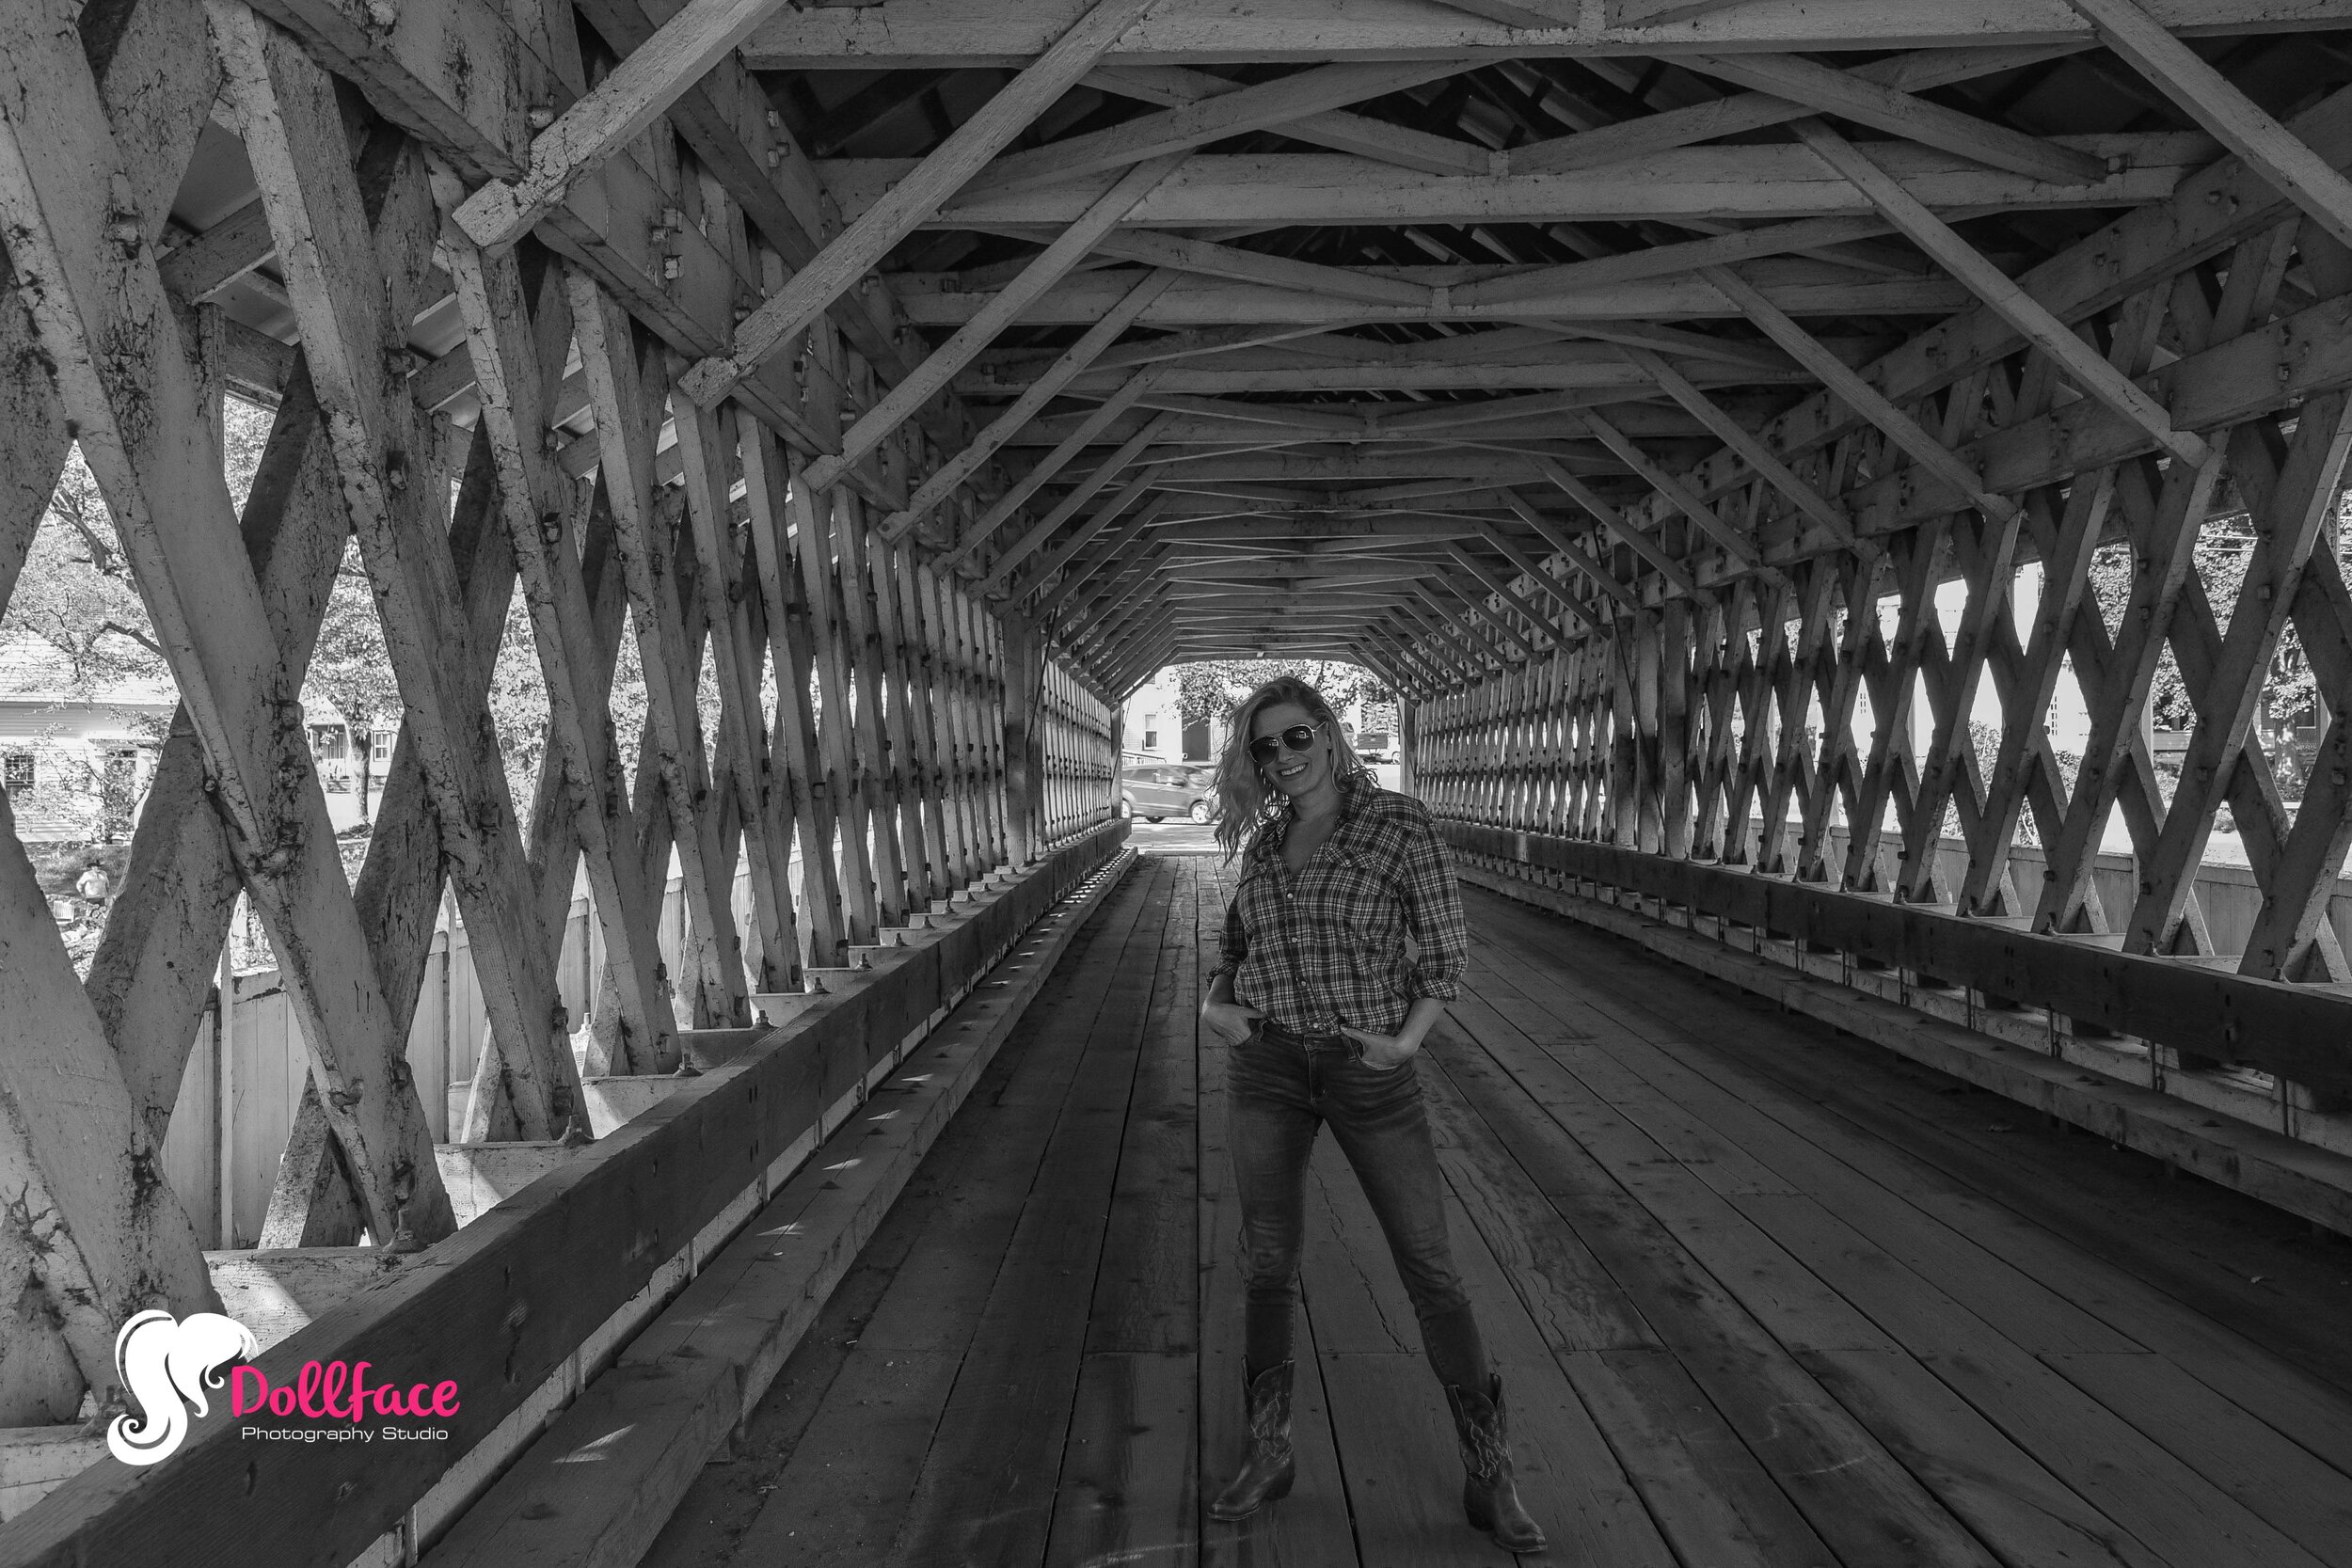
1212 675 1371 858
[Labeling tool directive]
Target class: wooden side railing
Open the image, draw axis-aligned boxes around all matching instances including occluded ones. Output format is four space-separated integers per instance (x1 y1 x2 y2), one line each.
0 822 1127 1564
1442 820 2352 1227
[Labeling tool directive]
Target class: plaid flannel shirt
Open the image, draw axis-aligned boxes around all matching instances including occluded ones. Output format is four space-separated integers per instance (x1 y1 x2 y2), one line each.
1213 774 1469 1037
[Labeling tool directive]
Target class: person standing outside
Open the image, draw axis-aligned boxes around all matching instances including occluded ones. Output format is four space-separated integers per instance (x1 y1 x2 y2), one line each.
1199 675 1545 1552
74 859 112 922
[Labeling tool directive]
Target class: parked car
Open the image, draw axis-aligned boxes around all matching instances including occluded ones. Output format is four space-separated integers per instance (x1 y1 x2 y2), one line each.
1120 753 1218 823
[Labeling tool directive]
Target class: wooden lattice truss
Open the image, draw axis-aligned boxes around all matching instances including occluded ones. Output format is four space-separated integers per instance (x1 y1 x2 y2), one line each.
1416 63 2352 998
5 0 2352 1429
0 0 1133 1420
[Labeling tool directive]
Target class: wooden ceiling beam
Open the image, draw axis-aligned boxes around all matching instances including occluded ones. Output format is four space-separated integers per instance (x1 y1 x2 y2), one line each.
803 153 1185 498
977 358 1804 397
1704 261 2022 524
1491 494 1645 612
1008 404 1740 447
1400 595 1503 674
1452 214 1903 309
1510 42 2090 177
1158 557 1449 582
966 59 1481 199
1426 575 1542 658
1447 540 1596 638
1794 119 2210 467
1144 517 1491 543
1530 455 1702 595
1578 409 1764 569
743 0 2344 71
1676 51 2106 182
1082 227 1436 307
886 263 1973 325
453 0 799 247
969 420 1171 583
2065 0 2352 251
883 268 1177 540
1601 79 2352 567
1012 494 1173 605
1464 526 1615 632
678 0 1158 408
1619 345 1859 549
823 143 2199 231
1084 62 1502 178
949 373 1163 556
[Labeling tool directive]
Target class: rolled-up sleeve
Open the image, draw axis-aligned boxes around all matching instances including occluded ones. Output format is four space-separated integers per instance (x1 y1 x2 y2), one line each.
1396 811 1468 1002
1210 893 1249 983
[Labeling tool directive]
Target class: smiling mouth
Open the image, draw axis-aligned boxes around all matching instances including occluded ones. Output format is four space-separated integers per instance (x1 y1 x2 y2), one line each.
1274 759 1309 781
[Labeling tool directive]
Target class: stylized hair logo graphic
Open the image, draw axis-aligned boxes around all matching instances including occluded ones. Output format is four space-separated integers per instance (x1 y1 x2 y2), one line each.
107 1309 258 1466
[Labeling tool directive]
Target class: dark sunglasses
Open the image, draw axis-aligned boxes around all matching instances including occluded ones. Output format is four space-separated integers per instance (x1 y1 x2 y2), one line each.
1247 723 1325 765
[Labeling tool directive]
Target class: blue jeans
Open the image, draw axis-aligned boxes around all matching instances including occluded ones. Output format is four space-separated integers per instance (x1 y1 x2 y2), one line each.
1227 1021 1486 1390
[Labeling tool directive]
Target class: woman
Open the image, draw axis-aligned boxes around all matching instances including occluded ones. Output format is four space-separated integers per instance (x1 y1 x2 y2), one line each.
1199 676 1545 1552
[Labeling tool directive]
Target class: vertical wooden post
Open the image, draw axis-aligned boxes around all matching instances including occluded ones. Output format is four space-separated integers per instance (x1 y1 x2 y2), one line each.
1659 598 1694 859
216 927 235 1248
972 594 1011 867
836 489 908 928
997 620 1035 864
744 425 842 974
1399 700 1421 798
795 481 880 947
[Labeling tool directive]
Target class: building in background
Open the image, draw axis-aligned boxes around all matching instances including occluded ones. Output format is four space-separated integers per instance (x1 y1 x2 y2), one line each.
0 638 175 844
1 636 384 843
1123 668 1215 762
1120 667 1402 792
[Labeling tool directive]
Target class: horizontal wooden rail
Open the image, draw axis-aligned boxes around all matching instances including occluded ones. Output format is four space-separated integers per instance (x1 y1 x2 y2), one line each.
0 823 1126 1568
1438 823 2352 1098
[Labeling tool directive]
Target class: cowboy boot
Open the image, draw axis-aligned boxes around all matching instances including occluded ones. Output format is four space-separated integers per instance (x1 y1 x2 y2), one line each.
1445 1374 1547 1552
1209 1361 1295 1520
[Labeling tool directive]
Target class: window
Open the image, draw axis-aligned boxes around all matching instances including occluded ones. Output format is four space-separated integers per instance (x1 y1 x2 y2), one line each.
309 724 347 761
1 752 31 791
1141 710 1159 750
370 729 393 765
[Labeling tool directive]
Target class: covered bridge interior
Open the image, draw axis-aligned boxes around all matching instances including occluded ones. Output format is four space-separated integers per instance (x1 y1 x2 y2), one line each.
7 0 2352 1561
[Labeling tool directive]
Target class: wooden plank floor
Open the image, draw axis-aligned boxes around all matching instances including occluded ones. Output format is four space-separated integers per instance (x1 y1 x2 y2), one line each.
638 855 2352 1568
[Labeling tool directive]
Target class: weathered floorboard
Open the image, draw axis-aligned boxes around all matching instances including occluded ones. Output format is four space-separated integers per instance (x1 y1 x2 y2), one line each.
631 852 2352 1568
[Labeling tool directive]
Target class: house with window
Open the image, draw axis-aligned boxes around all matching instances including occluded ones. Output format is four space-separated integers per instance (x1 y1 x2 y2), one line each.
0 641 177 843
1120 671 1398 784
305 719 394 820
1121 670 1218 764
0 637 381 841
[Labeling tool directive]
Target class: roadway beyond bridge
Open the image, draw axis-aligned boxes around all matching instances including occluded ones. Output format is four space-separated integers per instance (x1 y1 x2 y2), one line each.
14 0 2352 1562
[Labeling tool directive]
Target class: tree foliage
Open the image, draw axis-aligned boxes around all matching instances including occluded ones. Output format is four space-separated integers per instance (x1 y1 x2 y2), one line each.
1172 658 1391 730
2084 498 2351 797
304 541 405 823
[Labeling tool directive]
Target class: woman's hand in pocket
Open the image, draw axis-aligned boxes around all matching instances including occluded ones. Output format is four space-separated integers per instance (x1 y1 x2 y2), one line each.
1200 998 1263 1046
1341 1026 1418 1071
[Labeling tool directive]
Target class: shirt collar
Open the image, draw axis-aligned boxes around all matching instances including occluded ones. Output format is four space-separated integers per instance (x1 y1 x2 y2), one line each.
1253 769 1368 860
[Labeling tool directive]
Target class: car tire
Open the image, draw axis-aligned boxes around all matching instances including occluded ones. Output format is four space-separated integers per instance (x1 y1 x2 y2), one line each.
1147 816 1165 823
1189 799 1213 824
